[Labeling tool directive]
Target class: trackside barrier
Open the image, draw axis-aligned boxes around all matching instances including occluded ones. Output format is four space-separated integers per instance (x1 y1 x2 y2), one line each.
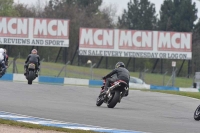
64 78 89 86
129 84 150 89
150 85 179 91
0 73 13 81
89 80 103 86
179 87 200 92
13 73 39 82
39 76 64 84
0 73 200 92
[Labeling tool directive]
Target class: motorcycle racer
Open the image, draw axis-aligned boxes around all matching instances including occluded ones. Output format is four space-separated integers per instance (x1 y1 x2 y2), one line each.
102 62 130 97
24 49 40 77
0 48 7 77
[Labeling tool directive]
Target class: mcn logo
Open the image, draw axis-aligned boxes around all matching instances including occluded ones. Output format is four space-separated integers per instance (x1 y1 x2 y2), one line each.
157 32 191 52
79 28 114 49
0 17 69 39
33 18 69 39
0 17 28 37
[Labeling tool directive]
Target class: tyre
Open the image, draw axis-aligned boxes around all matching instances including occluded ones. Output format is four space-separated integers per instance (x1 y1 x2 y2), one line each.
96 95 104 106
107 90 120 108
194 105 200 121
27 71 35 85
28 79 32 85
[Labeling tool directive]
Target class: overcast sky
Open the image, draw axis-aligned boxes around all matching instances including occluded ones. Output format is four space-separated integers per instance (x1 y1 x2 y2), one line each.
14 0 200 20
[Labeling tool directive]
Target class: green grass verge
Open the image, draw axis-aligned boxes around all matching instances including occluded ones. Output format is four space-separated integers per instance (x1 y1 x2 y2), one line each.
132 89 200 99
7 57 194 88
0 118 96 133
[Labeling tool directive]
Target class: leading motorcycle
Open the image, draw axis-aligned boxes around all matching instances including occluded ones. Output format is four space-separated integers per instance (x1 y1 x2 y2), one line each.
96 78 129 108
194 105 200 121
25 63 37 85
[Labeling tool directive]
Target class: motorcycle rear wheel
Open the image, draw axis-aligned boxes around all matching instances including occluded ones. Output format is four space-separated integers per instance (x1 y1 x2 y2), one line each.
27 71 34 85
107 90 120 108
194 105 200 121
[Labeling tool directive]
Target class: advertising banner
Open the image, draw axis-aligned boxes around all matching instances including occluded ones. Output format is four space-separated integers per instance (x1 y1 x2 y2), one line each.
79 28 192 59
0 17 69 47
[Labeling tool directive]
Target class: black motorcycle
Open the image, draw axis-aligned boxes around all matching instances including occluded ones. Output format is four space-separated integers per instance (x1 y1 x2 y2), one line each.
25 63 37 85
96 79 129 108
194 105 200 121
0 61 6 78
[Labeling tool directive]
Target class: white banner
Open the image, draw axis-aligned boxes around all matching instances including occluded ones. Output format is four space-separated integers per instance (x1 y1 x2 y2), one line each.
0 17 69 47
79 28 192 59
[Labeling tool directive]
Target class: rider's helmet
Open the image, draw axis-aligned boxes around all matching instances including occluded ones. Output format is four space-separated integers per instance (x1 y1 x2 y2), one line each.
0 48 4 53
115 62 125 68
31 49 37 54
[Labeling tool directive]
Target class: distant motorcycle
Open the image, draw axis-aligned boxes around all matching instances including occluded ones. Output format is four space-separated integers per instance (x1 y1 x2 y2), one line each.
96 78 129 108
0 61 6 78
25 63 37 85
194 105 200 121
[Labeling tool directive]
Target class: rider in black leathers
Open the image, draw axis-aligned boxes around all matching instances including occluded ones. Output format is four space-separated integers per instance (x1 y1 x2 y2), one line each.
4 49 8 68
0 48 6 77
102 62 130 96
24 49 40 77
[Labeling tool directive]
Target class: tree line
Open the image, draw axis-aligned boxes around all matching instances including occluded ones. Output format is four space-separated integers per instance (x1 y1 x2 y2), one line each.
1 0 200 77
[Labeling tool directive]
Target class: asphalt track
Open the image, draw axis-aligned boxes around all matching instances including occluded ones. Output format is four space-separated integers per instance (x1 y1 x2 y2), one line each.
0 81 200 133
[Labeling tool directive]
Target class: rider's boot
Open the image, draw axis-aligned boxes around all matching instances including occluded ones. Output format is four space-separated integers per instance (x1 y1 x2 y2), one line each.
24 69 26 76
24 65 27 76
1 68 6 75
35 70 38 77
124 89 129 97
101 87 108 95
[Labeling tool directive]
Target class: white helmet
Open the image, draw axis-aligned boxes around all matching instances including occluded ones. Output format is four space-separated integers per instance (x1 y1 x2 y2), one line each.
0 48 4 53
31 49 37 54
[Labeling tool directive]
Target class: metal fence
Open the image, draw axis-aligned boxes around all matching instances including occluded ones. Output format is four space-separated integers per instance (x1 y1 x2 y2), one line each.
5 57 194 88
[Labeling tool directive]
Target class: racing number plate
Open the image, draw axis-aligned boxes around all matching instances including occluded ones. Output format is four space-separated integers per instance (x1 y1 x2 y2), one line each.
28 63 35 69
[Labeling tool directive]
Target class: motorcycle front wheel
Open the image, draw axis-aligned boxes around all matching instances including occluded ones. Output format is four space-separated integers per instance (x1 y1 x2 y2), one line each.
96 94 104 106
194 105 200 121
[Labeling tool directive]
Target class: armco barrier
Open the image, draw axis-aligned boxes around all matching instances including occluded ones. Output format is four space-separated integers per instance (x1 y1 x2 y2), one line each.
0 73 13 81
0 73 200 92
150 85 179 91
89 80 103 86
39 76 64 84
64 78 89 86
13 73 39 82
179 87 200 92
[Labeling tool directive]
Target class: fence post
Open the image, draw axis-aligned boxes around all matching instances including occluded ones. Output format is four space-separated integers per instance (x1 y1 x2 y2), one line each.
12 59 15 73
57 61 70 77
142 69 148 82
163 71 168 86
12 57 18 73
172 68 177 87
39 58 45 76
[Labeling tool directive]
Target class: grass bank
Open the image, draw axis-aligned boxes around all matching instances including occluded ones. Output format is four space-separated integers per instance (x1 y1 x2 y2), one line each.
139 89 200 99
0 118 96 133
